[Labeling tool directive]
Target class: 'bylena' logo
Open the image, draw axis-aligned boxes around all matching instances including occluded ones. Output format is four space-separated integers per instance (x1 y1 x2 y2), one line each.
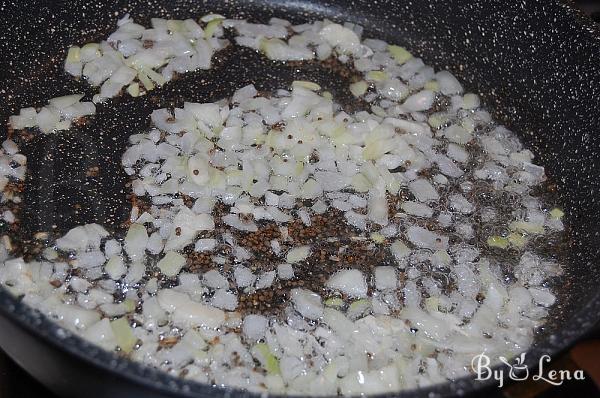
471 353 585 388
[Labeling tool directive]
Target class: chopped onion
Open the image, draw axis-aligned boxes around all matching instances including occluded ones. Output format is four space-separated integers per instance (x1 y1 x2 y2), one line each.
326 269 368 298
243 314 269 340
286 246 311 263
1 14 566 395
158 251 186 277
290 288 323 320
157 289 224 329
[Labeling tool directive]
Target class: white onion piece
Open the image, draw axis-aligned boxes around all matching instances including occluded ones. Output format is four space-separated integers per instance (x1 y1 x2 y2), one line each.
375 266 397 290
105 256 126 280
319 24 361 56
528 287 556 307
158 251 186 277
402 90 434 112
229 20 288 39
83 319 117 351
165 208 214 251
234 266 256 288
260 38 314 61
243 314 269 340
256 271 276 289
401 201 433 217
222 214 258 232
124 223 148 259
203 270 229 289
435 71 464 95
409 179 439 202
444 124 472 145
367 190 388 225
327 269 368 298
286 246 311 263
157 289 224 329
449 194 475 214
194 238 216 252
56 224 108 251
291 288 323 320
277 263 294 280
406 226 448 250
49 94 84 109
211 289 238 310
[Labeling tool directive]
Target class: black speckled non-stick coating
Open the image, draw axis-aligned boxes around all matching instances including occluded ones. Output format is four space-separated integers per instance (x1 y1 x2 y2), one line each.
0 0 599 397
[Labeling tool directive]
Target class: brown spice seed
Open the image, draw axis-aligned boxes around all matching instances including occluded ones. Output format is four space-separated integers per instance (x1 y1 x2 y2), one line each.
159 336 180 348
49 280 62 288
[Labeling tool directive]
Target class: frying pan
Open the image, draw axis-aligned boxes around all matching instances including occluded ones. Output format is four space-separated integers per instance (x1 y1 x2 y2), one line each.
0 0 599 397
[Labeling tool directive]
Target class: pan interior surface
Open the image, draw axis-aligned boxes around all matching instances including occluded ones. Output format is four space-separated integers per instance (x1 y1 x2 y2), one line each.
0 0 599 397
